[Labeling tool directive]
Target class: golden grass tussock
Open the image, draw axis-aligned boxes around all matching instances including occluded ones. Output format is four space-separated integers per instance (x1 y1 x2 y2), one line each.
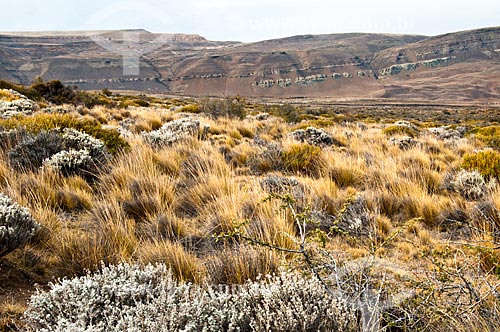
205 245 281 284
0 301 25 332
135 240 206 283
281 142 326 177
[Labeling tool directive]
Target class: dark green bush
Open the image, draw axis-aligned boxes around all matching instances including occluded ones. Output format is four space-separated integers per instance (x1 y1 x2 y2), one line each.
30 79 77 105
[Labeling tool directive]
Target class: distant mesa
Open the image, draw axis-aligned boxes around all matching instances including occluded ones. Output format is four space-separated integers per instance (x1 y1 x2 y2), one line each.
0 26 499 102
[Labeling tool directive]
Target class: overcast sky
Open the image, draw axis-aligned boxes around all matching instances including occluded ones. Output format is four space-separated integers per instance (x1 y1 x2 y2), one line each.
1 0 499 42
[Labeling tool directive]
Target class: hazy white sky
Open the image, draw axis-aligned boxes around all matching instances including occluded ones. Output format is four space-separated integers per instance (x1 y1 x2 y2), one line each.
1 0 499 41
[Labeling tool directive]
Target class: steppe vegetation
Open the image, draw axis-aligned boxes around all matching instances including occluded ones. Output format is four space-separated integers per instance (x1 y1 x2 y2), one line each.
1 80 500 331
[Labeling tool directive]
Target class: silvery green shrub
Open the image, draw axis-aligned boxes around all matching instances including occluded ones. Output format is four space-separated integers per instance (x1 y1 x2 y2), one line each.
8 128 110 175
0 192 40 257
25 263 358 332
42 149 96 179
142 118 200 148
290 127 338 146
62 128 111 165
0 89 34 119
451 169 486 200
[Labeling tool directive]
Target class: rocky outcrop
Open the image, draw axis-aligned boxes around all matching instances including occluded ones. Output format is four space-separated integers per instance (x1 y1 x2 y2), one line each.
254 79 275 88
277 78 292 87
296 74 327 86
378 57 454 77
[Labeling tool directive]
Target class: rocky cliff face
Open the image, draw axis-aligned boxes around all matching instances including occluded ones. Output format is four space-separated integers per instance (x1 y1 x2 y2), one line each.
372 27 500 69
0 27 499 102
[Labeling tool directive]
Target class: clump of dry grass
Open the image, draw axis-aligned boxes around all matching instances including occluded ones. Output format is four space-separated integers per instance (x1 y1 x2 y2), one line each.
282 143 326 177
0 301 25 332
206 245 281 284
136 240 205 283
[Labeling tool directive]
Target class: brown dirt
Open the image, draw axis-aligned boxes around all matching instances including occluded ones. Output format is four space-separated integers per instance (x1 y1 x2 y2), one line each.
0 259 52 331
0 260 43 305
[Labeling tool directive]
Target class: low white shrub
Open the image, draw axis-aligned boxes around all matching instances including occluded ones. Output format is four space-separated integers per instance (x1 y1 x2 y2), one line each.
451 169 486 200
290 127 337 146
62 128 111 164
142 118 200 148
42 149 95 178
25 263 358 332
0 89 34 118
0 192 40 257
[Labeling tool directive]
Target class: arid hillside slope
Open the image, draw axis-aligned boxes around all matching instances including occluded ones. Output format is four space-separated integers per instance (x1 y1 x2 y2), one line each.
0 27 499 101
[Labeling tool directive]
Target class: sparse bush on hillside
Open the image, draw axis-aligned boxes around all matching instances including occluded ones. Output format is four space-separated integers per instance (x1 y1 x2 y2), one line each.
30 79 77 105
451 169 486 200
200 97 246 119
24 263 357 332
462 150 500 181
30 79 112 108
0 192 40 257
